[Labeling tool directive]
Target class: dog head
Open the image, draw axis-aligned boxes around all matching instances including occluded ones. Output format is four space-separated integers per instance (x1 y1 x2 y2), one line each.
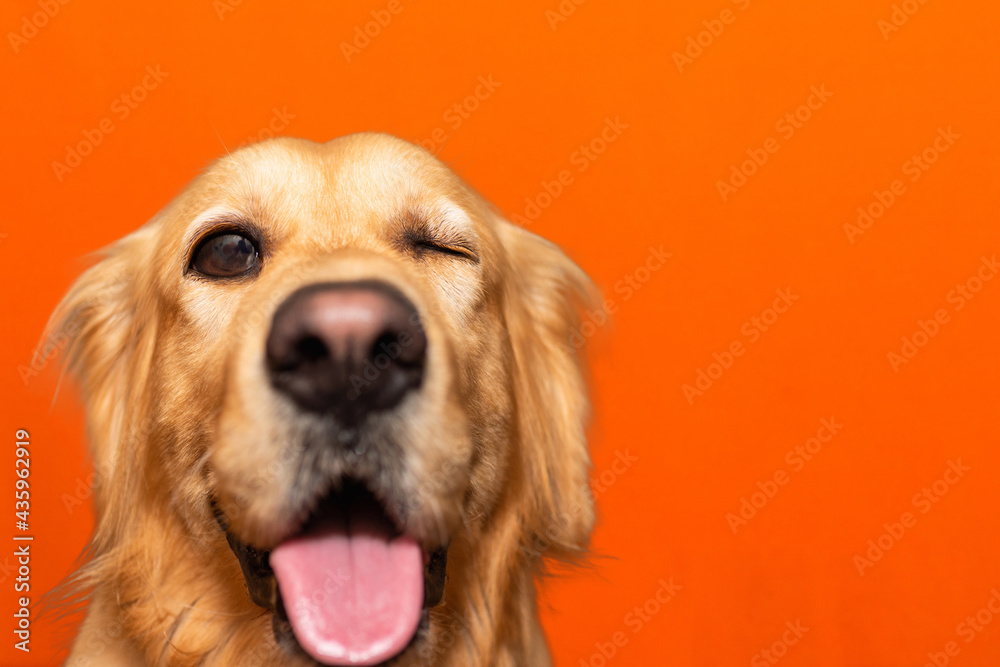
52 133 598 666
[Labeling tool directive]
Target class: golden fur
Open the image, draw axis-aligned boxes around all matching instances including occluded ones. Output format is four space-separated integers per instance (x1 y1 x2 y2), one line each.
50 133 598 666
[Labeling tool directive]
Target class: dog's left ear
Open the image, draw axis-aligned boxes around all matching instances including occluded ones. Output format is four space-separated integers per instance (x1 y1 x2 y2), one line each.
42 225 158 545
497 219 603 561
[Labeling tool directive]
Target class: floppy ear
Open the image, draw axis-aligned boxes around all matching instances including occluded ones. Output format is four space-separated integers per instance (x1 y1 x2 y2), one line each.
498 220 602 562
43 225 159 550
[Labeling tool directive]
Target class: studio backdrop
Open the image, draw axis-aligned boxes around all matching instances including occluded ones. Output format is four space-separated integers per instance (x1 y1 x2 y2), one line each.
1 0 998 665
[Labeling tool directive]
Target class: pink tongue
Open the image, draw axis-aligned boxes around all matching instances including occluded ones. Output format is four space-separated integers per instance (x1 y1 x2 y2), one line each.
270 506 423 666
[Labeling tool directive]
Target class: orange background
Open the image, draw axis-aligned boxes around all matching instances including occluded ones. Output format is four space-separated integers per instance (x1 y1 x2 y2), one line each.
1 0 999 665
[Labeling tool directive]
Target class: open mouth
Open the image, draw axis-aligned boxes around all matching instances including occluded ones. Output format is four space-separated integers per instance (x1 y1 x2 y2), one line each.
221 480 448 666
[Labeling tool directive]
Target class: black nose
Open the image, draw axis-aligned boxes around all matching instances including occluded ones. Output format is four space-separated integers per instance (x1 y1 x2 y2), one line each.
266 281 426 422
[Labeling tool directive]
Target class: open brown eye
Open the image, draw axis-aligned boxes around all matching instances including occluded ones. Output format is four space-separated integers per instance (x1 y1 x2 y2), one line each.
191 232 260 277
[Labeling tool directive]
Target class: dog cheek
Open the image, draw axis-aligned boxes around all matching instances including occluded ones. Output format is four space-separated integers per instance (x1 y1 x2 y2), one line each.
398 421 472 539
212 402 297 543
401 452 464 526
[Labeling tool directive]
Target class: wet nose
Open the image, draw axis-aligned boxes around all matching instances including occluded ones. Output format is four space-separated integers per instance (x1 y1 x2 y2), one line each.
265 281 426 422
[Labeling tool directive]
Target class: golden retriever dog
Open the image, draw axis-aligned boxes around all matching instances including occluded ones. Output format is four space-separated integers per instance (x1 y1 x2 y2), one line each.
50 133 599 666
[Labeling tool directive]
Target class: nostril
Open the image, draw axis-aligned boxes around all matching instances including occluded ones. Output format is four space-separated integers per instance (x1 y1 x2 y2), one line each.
267 335 328 375
369 332 401 366
371 326 427 369
369 333 391 361
294 336 328 364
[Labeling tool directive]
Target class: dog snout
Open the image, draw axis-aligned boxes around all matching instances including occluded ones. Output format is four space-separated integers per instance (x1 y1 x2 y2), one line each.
266 281 426 420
